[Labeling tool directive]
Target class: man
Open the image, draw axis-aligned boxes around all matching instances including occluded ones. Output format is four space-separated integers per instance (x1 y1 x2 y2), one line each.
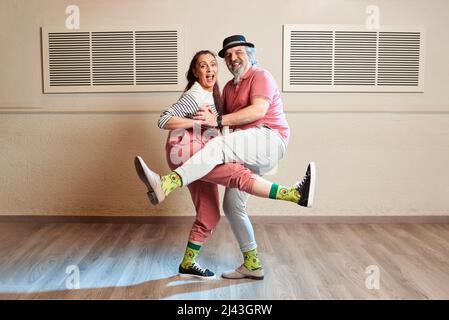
209 35 300 279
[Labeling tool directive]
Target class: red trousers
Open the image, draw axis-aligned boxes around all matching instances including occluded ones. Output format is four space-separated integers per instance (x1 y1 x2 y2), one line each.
165 128 256 243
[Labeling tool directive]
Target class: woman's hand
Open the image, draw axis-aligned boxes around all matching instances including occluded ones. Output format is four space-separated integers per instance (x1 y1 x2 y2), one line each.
193 106 218 127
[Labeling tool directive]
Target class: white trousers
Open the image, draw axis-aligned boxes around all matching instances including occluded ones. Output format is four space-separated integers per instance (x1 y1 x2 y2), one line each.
175 125 286 253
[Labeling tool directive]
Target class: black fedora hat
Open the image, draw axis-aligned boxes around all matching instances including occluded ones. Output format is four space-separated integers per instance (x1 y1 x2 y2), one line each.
218 35 255 58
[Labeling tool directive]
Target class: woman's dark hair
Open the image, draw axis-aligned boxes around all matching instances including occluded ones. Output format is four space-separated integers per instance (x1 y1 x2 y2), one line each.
185 50 223 115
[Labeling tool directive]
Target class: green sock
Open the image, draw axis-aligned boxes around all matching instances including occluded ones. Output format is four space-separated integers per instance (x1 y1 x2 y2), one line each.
181 241 201 269
269 183 300 204
161 171 183 196
243 248 262 271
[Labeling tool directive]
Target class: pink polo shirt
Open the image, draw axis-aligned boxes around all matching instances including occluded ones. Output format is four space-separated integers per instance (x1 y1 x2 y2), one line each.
223 66 290 146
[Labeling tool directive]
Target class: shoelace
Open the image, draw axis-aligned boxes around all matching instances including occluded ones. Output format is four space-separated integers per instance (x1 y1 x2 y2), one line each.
294 171 310 190
191 263 207 274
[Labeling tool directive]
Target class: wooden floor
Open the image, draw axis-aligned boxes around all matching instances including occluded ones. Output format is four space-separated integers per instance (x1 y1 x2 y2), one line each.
0 220 449 299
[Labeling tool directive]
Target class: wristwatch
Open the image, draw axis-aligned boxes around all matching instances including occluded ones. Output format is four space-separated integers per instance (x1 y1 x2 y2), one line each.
216 115 223 129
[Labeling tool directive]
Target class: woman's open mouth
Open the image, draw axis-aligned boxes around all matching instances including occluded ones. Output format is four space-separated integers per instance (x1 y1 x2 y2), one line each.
206 74 215 83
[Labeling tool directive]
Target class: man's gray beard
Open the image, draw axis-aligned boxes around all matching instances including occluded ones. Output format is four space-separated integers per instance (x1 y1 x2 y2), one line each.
231 66 245 84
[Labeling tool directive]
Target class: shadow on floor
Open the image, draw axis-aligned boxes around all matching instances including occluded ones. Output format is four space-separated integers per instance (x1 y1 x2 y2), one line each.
0 275 253 299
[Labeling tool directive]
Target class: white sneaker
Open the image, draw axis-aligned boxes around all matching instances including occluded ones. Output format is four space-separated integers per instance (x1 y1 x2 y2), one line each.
222 264 264 280
134 156 165 205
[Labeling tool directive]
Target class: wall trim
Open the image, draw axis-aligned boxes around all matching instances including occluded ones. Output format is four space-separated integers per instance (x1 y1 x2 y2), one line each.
1 105 449 114
0 215 448 224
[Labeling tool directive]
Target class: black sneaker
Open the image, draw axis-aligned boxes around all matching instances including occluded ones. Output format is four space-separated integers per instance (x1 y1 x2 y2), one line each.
179 262 216 280
295 162 316 208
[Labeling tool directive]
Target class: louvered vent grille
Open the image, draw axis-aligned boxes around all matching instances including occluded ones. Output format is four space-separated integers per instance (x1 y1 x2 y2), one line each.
334 31 377 86
136 31 178 85
48 32 90 86
378 32 420 86
92 31 134 86
42 27 184 93
290 31 333 85
284 25 424 92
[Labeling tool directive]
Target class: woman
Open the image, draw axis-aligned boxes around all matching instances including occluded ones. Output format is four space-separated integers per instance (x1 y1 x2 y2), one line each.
135 50 314 279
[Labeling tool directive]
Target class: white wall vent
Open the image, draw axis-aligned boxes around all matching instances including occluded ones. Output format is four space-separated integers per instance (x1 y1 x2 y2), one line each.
283 25 425 92
42 26 185 93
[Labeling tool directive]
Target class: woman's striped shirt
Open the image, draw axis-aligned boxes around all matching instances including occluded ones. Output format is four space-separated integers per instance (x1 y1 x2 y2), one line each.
158 81 219 129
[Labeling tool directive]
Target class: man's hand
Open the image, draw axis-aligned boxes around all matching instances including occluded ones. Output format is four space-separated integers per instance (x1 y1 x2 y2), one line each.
193 106 218 127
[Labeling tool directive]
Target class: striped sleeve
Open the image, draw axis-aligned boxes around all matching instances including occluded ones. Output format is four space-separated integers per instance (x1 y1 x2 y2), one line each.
157 93 200 129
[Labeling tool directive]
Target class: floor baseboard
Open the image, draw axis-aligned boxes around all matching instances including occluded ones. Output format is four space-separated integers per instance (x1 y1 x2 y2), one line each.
0 215 448 224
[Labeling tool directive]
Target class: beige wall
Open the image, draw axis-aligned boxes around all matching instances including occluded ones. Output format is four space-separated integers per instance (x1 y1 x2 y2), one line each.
1 0 448 216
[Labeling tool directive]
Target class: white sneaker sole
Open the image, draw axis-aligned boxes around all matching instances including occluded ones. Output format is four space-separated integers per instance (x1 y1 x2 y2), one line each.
179 273 216 280
307 161 316 208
